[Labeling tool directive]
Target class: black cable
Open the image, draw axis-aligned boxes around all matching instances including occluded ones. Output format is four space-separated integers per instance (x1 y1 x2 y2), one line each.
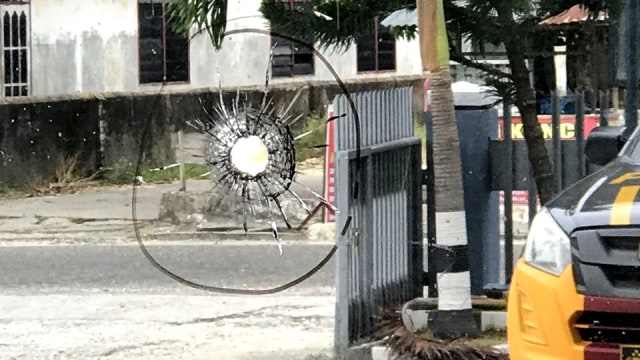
132 28 361 295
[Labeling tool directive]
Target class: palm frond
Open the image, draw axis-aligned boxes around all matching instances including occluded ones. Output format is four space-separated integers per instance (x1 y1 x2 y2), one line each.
260 0 413 50
167 0 228 49
387 326 509 360
482 75 517 106
379 306 508 360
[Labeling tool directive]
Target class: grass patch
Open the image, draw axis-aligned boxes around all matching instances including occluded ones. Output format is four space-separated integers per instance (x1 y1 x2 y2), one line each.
142 163 210 183
0 161 211 199
461 329 507 347
295 113 326 162
140 164 209 183
414 123 427 165
102 159 210 185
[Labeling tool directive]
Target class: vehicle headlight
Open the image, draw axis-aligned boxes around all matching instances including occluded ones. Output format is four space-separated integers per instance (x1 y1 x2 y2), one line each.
523 208 572 276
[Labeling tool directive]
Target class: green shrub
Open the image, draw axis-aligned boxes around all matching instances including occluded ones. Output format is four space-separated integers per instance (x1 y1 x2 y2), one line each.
103 158 210 185
103 159 138 185
295 113 326 162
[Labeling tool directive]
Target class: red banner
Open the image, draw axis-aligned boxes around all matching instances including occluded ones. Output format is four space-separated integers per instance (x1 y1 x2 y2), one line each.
324 106 336 222
498 114 600 141
500 191 533 205
498 114 600 204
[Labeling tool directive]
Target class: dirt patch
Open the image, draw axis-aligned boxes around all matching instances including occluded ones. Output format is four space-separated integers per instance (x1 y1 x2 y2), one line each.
297 157 324 171
452 329 507 348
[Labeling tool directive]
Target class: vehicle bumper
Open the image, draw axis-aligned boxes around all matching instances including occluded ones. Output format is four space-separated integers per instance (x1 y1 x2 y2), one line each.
507 259 640 360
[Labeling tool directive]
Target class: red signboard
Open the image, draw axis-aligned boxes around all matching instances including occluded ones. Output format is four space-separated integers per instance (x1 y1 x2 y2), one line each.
498 114 600 204
324 106 336 222
500 191 535 205
498 114 600 140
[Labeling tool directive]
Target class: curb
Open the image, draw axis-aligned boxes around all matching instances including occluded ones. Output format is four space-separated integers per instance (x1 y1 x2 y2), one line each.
0 231 329 244
145 230 311 242
403 309 507 333
478 310 508 331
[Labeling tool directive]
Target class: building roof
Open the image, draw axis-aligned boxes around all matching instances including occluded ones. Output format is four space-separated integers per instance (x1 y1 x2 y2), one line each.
539 5 607 26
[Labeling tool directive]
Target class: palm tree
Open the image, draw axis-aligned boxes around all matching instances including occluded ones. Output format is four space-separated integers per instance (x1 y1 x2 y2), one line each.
416 0 478 339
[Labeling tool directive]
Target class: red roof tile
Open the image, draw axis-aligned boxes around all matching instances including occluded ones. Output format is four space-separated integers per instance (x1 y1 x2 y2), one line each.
539 4 606 26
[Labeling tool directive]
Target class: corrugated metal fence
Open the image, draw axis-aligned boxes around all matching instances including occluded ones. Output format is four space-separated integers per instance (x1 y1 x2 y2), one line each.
333 87 423 354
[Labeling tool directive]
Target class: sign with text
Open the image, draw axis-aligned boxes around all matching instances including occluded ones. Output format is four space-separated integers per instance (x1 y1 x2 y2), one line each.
498 114 600 141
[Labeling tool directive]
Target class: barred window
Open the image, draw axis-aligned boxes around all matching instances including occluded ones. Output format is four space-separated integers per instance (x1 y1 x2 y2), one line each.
138 1 190 84
356 18 396 73
270 0 314 78
1 1 30 97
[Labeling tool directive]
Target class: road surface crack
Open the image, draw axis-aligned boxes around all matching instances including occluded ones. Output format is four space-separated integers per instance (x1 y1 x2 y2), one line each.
167 304 316 326
101 340 177 357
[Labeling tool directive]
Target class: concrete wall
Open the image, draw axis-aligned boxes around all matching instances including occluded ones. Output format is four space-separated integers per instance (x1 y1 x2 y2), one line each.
0 77 423 187
28 0 423 97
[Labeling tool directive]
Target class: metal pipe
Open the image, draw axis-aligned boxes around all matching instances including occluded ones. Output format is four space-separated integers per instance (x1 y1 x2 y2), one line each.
527 163 537 227
178 130 186 192
551 92 562 190
599 90 610 126
503 103 514 283
576 92 586 178
425 111 437 298
625 0 638 136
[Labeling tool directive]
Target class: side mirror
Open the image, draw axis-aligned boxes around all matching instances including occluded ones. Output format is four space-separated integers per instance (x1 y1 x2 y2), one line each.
585 126 627 166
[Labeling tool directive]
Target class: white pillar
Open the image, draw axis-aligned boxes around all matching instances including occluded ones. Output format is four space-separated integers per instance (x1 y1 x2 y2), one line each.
554 45 568 97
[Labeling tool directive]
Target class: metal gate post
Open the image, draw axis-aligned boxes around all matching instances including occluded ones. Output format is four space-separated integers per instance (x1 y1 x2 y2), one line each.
334 152 352 357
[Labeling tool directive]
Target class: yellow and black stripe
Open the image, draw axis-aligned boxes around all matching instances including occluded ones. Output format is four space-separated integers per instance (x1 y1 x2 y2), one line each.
610 185 640 225
609 172 640 225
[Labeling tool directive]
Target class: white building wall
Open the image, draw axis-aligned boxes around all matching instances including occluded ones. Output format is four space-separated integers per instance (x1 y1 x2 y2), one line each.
28 0 423 97
189 0 272 88
30 0 139 96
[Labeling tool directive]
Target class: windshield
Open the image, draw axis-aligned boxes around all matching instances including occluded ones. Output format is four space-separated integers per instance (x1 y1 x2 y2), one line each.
621 126 640 162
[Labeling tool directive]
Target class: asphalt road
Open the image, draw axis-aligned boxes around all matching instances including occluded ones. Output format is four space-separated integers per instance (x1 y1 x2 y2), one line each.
0 238 520 359
0 240 523 293
0 242 337 360
0 243 335 292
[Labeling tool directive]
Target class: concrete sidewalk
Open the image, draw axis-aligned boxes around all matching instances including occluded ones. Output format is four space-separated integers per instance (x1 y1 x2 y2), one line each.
0 170 323 221
0 173 330 243
0 181 186 221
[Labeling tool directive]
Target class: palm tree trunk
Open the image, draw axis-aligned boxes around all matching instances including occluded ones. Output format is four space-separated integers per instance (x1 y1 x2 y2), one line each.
427 69 478 339
417 0 478 339
505 41 557 205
